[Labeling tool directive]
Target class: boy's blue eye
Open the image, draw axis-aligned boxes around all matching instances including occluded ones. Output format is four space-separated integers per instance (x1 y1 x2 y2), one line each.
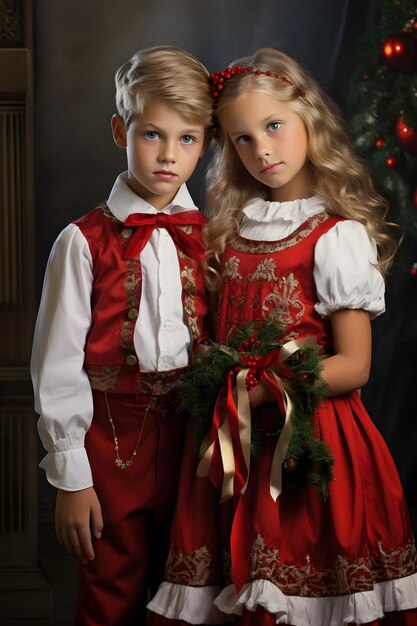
145 131 159 140
181 135 195 144
237 135 250 145
268 121 281 132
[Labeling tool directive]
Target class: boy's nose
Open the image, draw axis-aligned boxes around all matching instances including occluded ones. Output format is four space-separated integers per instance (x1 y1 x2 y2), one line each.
159 141 176 163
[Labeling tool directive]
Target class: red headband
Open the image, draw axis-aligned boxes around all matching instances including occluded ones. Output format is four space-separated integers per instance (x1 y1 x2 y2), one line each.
209 65 305 99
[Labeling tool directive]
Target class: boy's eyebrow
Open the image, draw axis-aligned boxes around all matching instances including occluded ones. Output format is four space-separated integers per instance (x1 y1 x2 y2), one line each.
140 122 204 135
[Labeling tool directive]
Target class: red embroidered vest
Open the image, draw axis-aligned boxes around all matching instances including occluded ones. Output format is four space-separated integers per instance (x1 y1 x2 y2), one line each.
74 204 209 393
217 212 343 353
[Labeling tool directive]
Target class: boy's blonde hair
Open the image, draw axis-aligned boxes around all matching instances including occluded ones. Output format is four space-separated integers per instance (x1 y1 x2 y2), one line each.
115 45 212 127
205 47 400 289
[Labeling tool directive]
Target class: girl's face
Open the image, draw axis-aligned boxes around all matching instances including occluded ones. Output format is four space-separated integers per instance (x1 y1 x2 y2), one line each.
219 90 313 202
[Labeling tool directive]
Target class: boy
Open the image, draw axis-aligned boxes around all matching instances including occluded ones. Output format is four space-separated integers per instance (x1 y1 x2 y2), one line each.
31 46 213 626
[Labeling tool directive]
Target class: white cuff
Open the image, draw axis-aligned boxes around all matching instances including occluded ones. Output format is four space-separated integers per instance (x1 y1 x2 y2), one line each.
39 447 93 491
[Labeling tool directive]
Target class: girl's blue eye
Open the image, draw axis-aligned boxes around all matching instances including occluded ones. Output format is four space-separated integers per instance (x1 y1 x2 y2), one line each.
145 131 159 140
268 121 281 132
181 135 194 144
237 135 250 145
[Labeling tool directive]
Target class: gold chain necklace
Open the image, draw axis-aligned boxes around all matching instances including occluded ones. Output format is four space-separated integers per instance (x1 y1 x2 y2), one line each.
104 393 156 469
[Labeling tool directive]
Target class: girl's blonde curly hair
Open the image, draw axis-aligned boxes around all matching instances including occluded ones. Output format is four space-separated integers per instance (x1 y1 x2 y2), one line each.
204 47 401 291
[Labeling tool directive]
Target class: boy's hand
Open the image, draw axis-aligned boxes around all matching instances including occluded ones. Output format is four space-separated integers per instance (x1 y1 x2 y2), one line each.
55 487 103 564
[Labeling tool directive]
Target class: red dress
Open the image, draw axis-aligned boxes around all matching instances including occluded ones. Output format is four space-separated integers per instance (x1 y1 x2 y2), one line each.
148 211 417 626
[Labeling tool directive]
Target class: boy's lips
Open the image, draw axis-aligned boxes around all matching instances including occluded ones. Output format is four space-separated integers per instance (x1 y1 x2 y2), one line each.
153 170 177 179
260 162 282 174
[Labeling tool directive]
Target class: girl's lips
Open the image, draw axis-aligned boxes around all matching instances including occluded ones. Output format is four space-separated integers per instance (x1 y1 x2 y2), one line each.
261 162 282 174
153 171 177 180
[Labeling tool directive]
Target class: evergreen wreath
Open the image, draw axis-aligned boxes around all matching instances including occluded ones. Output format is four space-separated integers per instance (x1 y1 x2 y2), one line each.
177 319 334 500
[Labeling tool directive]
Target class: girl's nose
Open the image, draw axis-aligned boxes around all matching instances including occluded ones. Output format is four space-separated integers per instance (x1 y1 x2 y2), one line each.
254 139 270 159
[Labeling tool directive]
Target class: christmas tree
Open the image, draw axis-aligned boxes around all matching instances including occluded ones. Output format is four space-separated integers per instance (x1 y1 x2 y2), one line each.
346 0 417 277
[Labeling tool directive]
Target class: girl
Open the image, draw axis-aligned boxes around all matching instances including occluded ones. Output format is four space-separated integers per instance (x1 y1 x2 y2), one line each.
148 48 417 626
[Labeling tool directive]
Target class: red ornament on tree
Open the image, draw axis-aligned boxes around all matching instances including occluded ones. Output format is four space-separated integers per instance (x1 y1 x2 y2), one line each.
375 137 384 149
396 116 417 155
386 155 397 168
382 32 417 72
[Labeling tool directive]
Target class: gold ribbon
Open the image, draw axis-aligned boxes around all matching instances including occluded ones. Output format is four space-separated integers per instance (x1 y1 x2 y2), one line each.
197 336 317 503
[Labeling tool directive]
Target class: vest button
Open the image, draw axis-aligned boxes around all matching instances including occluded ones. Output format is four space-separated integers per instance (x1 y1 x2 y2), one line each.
127 307 138 320
126 354 138 366
121 228 132 239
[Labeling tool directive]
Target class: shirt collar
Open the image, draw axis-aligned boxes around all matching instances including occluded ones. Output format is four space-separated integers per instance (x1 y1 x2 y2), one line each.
107 171 198 222
242 195 323 226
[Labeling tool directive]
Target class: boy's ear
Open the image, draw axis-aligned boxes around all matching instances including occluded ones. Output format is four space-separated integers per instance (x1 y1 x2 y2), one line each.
111 114 127 148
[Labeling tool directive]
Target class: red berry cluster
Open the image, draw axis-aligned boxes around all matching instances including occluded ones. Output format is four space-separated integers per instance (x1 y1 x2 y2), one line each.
209 65 302 100
235 336 263 390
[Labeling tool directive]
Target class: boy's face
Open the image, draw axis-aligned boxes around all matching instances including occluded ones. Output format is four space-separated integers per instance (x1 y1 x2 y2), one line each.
112 101 207 210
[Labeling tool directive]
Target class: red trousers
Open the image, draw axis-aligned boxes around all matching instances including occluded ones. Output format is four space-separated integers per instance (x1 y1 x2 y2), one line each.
75 390 186 626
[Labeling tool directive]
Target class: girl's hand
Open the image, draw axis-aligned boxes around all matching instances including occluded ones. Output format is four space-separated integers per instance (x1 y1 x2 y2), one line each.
248 379 276 409
55 487 103 564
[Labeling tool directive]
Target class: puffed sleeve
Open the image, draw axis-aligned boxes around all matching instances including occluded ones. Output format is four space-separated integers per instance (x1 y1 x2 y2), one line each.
30 223 94 490
313 220 385 319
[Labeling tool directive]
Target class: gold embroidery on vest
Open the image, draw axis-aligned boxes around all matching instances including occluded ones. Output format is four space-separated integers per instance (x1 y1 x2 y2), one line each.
86 365 121 391
120 259 141 357
178 251 199 340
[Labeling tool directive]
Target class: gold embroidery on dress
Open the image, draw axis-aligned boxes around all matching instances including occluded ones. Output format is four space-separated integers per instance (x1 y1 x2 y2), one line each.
262 273 304 327
248 533 417 597
223 256 242 280
231 212 329 254
248 258 279 282
165 544 220 586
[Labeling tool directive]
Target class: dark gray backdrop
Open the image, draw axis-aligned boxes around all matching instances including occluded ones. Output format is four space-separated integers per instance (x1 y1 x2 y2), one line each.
33 0 416 535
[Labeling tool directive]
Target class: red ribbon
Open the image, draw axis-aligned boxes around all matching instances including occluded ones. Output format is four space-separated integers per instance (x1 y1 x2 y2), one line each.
123 211 206 259
197 336 317 593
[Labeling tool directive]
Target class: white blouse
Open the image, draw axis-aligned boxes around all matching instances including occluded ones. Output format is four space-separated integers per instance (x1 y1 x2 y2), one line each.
239 196 385 319
31 173 199 491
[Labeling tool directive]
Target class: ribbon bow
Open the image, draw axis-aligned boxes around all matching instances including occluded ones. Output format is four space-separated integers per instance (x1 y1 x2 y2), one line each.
197 336 316 503
123 211 206 260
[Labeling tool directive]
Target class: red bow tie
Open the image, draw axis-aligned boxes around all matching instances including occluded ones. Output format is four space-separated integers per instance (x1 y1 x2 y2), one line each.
123 211 206 260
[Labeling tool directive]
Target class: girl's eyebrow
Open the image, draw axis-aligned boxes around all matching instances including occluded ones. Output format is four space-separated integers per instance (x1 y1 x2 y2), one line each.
228 114 283 138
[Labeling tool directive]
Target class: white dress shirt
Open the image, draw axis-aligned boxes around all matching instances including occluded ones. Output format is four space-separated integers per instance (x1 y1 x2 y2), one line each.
31 172 199 490
239 196 385 319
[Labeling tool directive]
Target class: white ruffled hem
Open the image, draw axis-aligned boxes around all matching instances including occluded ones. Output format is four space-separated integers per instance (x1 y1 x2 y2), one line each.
148 573 417 625
147 583 232 624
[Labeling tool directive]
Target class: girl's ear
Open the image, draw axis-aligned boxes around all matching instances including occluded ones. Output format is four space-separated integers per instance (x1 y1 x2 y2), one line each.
111 114 127 148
